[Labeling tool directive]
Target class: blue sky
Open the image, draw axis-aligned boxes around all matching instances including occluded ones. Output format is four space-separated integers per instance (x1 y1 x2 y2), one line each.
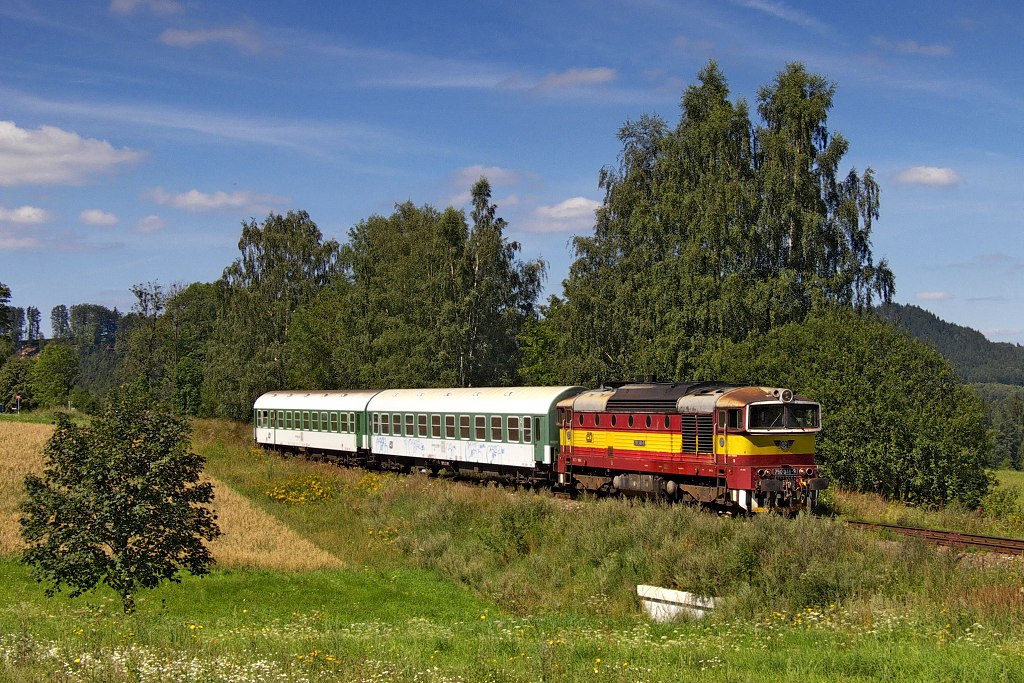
1 0 1022 344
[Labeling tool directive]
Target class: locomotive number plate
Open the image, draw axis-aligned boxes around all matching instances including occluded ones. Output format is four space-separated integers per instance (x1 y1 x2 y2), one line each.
772 467 797 477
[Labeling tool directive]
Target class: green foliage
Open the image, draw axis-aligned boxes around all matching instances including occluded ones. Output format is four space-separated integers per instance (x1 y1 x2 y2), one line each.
0 282 11 339
19 387 221 614
979 484 1022 520
975 384 1024 469
287 186 543 390
0 356 33 411
29 343 78 408
714 308 992 507
548 61 892 384
204 211 341 419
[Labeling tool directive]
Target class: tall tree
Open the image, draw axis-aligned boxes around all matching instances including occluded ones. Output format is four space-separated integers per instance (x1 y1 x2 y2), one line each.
26 306 41 342
288 189 543 390
7 307 25 345
462 178 545 385
550 61 893 385
0 282 11 339
50 304 71 340
204 211 340 419
754 63 893 312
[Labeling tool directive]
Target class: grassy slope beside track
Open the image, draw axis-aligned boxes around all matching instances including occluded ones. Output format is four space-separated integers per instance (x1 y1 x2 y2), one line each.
0 416 1022 681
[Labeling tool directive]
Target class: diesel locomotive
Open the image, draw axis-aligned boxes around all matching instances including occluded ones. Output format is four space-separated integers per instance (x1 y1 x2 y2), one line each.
254 381 826 514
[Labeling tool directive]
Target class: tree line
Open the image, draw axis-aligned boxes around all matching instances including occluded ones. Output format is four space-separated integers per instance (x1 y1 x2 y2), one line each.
0 61 999 506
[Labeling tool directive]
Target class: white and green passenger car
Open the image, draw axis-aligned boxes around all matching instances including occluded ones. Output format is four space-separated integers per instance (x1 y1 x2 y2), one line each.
253 386 585 479
253 390 378 454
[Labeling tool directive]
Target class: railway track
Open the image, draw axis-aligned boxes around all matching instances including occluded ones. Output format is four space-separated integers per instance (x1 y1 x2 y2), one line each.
845 520 1024 555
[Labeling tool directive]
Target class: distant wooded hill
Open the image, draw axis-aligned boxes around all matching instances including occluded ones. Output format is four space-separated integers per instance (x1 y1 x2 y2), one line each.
877 303 1024 386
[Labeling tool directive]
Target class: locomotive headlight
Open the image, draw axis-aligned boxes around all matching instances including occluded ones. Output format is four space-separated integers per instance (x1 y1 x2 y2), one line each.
757 469 766 477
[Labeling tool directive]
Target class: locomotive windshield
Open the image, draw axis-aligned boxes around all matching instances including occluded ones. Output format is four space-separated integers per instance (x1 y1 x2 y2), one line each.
748 402 820 431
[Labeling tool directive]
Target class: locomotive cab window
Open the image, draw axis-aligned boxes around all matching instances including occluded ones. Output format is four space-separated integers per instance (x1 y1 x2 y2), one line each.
748 403 820 431
728 409 742 430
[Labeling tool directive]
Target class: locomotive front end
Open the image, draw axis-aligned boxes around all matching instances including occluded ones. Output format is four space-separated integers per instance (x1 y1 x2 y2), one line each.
716 387 827 514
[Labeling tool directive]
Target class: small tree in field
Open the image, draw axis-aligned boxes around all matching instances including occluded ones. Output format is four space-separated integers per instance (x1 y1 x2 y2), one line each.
19 387 220 614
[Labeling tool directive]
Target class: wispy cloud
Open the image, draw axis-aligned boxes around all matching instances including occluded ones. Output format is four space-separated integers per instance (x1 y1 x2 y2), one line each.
159 25 263 54
895 166 962 186
147 187 286 213
0 120 142 186
522 197 600 233
733 0 832 38
0 205 51 224
133 215 165 233
2 87 397 157
109 0 182 15
872 37 952 57
0 231 42 250
80 209 119 226
533 67 617 93
916 291 953 302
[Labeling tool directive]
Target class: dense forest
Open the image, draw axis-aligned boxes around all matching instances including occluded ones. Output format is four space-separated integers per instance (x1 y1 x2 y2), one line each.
878 303 1024 385
1 62 1012 505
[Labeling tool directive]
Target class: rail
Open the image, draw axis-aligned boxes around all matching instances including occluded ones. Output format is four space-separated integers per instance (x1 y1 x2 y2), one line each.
845 520 1024 555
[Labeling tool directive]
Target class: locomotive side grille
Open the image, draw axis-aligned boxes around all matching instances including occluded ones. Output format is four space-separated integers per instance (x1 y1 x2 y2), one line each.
696 414 714 454
682 415 697 453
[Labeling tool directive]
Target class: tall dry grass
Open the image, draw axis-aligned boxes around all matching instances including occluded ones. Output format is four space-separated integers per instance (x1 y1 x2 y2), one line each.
0 421 341 571
0 422 53 554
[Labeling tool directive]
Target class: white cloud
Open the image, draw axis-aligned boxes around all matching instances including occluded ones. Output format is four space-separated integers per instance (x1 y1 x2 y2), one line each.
454 165 520 188
895 166 962 186
109 0 182 15
80 209 119 226
523 197 601 233
533 68 616 93
0 205 51 224
134 215 165 233
916 291 953 301
159 26 262 53
147 187 285 213
0 120 142 186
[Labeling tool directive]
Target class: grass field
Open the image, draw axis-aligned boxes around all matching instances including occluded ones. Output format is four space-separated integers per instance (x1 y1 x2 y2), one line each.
1 418 1023 681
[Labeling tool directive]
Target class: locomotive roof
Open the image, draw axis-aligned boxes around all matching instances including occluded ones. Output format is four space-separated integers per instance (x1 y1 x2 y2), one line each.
366 386 585 416
569 382 736 413
567 383 813 413
254 390 382 412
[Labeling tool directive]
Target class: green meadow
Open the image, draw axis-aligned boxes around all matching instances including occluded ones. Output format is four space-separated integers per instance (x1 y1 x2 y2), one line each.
0 417 1022 681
